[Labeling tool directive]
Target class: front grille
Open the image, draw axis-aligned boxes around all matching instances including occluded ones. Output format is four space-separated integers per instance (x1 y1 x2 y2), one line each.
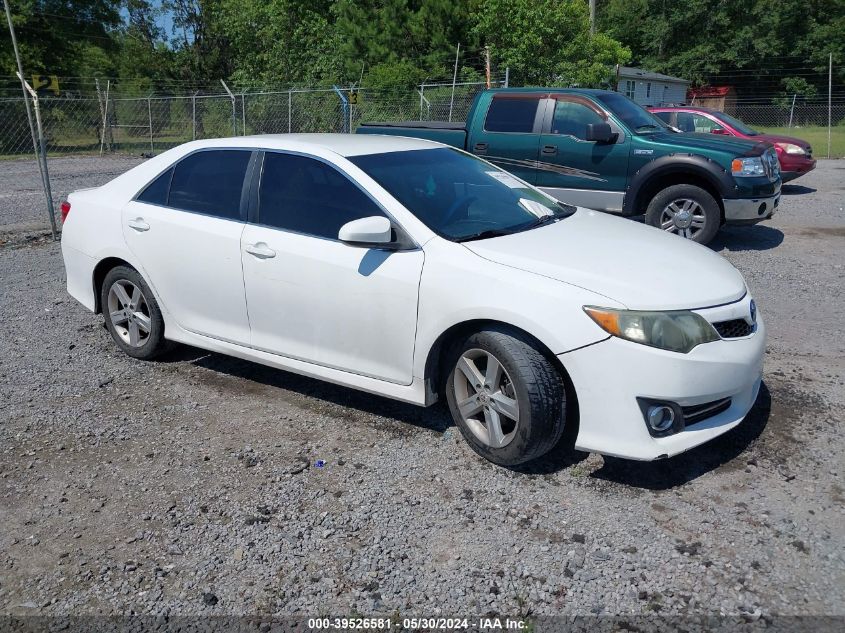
713 318 753 338
683 398 731 426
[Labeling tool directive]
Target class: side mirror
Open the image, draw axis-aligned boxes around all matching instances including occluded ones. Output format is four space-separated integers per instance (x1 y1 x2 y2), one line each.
711 127 728 135
338 215 393 248
585 122 616 143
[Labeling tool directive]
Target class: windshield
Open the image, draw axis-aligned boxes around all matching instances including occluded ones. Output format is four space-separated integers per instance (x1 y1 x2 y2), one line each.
712 111 759 136
596 92 670 133
349 148 574 242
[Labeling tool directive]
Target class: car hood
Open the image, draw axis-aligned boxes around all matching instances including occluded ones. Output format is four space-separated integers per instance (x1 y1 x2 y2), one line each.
462 209 747 311
646 131 770 156
752 133 812 152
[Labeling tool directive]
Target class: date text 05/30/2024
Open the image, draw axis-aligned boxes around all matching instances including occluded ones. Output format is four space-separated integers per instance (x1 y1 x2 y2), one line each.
307 617 527 630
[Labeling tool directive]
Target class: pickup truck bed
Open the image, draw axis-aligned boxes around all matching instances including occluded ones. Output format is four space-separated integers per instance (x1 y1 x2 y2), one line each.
358 121 467 148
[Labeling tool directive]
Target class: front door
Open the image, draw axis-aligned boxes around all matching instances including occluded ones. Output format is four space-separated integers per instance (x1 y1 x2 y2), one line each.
535 96 630 212
241 151 424 384
122 149 254 344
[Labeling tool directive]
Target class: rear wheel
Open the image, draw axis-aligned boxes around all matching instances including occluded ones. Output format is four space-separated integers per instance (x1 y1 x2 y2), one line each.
645 184 720 244
444 328 567 466
101 266 167 360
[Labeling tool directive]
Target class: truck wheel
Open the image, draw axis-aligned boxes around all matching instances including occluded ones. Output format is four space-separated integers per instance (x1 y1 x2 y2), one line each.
645 184 720 244
444 328 567 466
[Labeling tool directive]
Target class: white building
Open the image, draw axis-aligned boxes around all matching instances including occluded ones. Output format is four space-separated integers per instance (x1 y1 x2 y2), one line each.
615 66 690 107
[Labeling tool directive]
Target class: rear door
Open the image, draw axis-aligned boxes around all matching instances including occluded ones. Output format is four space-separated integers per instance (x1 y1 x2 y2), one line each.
535 96 630 212
468 93 545 184
122 149 255 344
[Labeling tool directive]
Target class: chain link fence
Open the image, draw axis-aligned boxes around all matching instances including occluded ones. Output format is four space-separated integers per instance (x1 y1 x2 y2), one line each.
2 76 843 235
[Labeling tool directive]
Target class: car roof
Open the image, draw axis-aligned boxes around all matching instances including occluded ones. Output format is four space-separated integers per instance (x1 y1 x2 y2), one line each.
650 105 720 114
190 133 443 157
485 87 615 96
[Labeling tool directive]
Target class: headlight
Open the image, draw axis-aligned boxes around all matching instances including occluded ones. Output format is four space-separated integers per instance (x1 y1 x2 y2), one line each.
731 156 766 177
776 142 806 155
584 306 720 353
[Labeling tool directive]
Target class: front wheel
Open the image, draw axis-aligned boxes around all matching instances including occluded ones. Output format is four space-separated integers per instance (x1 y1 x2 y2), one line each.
444 328 567 466
645 184 721 244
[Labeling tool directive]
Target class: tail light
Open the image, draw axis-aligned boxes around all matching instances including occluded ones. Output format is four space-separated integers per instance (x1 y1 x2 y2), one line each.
60 200 71 222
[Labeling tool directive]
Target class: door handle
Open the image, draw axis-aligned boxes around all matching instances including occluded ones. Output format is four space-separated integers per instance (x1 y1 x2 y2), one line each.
127 218 150 232
244 242 276 259
473 142 488 154
541 144 558 156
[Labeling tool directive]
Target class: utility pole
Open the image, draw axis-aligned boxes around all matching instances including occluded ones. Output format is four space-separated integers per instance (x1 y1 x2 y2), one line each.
448 43 460 122
589 0 596 35
4 0 57 238
485 46 491 89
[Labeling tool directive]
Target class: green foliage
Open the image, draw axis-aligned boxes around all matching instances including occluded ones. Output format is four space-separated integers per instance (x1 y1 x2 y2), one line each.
472 0 630 87
600 0 843 85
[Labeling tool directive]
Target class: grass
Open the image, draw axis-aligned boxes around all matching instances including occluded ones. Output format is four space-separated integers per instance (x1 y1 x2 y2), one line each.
755 125 845 158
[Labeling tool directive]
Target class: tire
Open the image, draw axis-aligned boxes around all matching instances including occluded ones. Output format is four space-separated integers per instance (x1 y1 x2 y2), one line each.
444 327 567 466
100 265 168 360
645 184 721 245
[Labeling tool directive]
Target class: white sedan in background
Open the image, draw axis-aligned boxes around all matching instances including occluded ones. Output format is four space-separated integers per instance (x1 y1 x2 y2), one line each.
61 134 764 466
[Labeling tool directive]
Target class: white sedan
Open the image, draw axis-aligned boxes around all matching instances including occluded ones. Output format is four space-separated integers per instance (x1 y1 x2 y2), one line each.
61 134 765 466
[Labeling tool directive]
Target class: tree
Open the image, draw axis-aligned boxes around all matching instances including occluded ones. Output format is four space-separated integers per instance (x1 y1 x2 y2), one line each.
472 0 630 87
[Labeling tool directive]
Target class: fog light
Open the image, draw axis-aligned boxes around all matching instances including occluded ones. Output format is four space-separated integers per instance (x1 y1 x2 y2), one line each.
647 405 675 432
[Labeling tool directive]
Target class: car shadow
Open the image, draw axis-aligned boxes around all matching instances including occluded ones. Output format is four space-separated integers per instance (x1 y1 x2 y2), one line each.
781 184 816 195
182 349 454 435
589 382 772 490
709 225 784 252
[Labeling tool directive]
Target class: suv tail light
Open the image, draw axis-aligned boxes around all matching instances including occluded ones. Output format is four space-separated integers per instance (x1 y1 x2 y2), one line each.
60 200 71 222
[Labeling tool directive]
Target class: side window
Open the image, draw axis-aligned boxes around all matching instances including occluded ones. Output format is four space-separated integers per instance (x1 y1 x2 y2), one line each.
484 97 539 133
550 100 606 140
692 114 720 133
168 150 251 219
675 112 697 133
653 111 673 126
258 152 386 240
137 167 173 205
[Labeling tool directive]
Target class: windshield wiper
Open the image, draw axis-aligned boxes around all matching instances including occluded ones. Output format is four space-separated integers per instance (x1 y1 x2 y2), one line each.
635 124 660 132
455 228 518 243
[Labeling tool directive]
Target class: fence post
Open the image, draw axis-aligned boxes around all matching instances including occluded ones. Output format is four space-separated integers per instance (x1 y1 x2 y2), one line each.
18 76 58 238
332 85 349 133
192 92 197 140
220 80 237 136
241 93 247 135
828 52 833 159
788 94 796 128
288 90 292 133
504 67 509 88
147 97 154 152
99 80 111 155
6 0 57 238
449 43 460 122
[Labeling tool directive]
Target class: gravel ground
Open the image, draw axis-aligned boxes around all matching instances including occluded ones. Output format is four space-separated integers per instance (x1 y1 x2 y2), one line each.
0 160 843 626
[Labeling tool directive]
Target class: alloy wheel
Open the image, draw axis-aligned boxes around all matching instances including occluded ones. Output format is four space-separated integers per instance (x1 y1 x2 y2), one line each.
107 280 152 347
452 349 520 448
660 198 707 239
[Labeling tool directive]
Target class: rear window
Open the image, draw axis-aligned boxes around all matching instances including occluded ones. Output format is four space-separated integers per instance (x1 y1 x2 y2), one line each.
168 150 252 220
137 168 173 205
484 97 539 133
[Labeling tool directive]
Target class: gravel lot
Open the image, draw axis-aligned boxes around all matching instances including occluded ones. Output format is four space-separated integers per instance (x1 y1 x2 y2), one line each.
0 159 843 626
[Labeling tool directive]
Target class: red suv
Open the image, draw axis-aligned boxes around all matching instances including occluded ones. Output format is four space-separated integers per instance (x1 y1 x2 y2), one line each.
649 106 816 183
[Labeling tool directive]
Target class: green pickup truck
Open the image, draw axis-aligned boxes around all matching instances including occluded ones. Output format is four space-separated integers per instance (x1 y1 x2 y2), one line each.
357 88 782 244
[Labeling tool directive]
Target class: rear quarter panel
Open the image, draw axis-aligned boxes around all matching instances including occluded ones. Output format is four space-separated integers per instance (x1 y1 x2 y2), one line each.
356 126 467 148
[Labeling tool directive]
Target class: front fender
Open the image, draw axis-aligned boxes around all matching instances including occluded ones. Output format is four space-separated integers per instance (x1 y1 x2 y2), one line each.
624 154 734 215
412 239 620 380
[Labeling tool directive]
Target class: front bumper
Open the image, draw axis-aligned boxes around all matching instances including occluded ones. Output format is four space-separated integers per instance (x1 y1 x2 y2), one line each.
723 193 779 225
560 298 765 461
780 157 816 183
